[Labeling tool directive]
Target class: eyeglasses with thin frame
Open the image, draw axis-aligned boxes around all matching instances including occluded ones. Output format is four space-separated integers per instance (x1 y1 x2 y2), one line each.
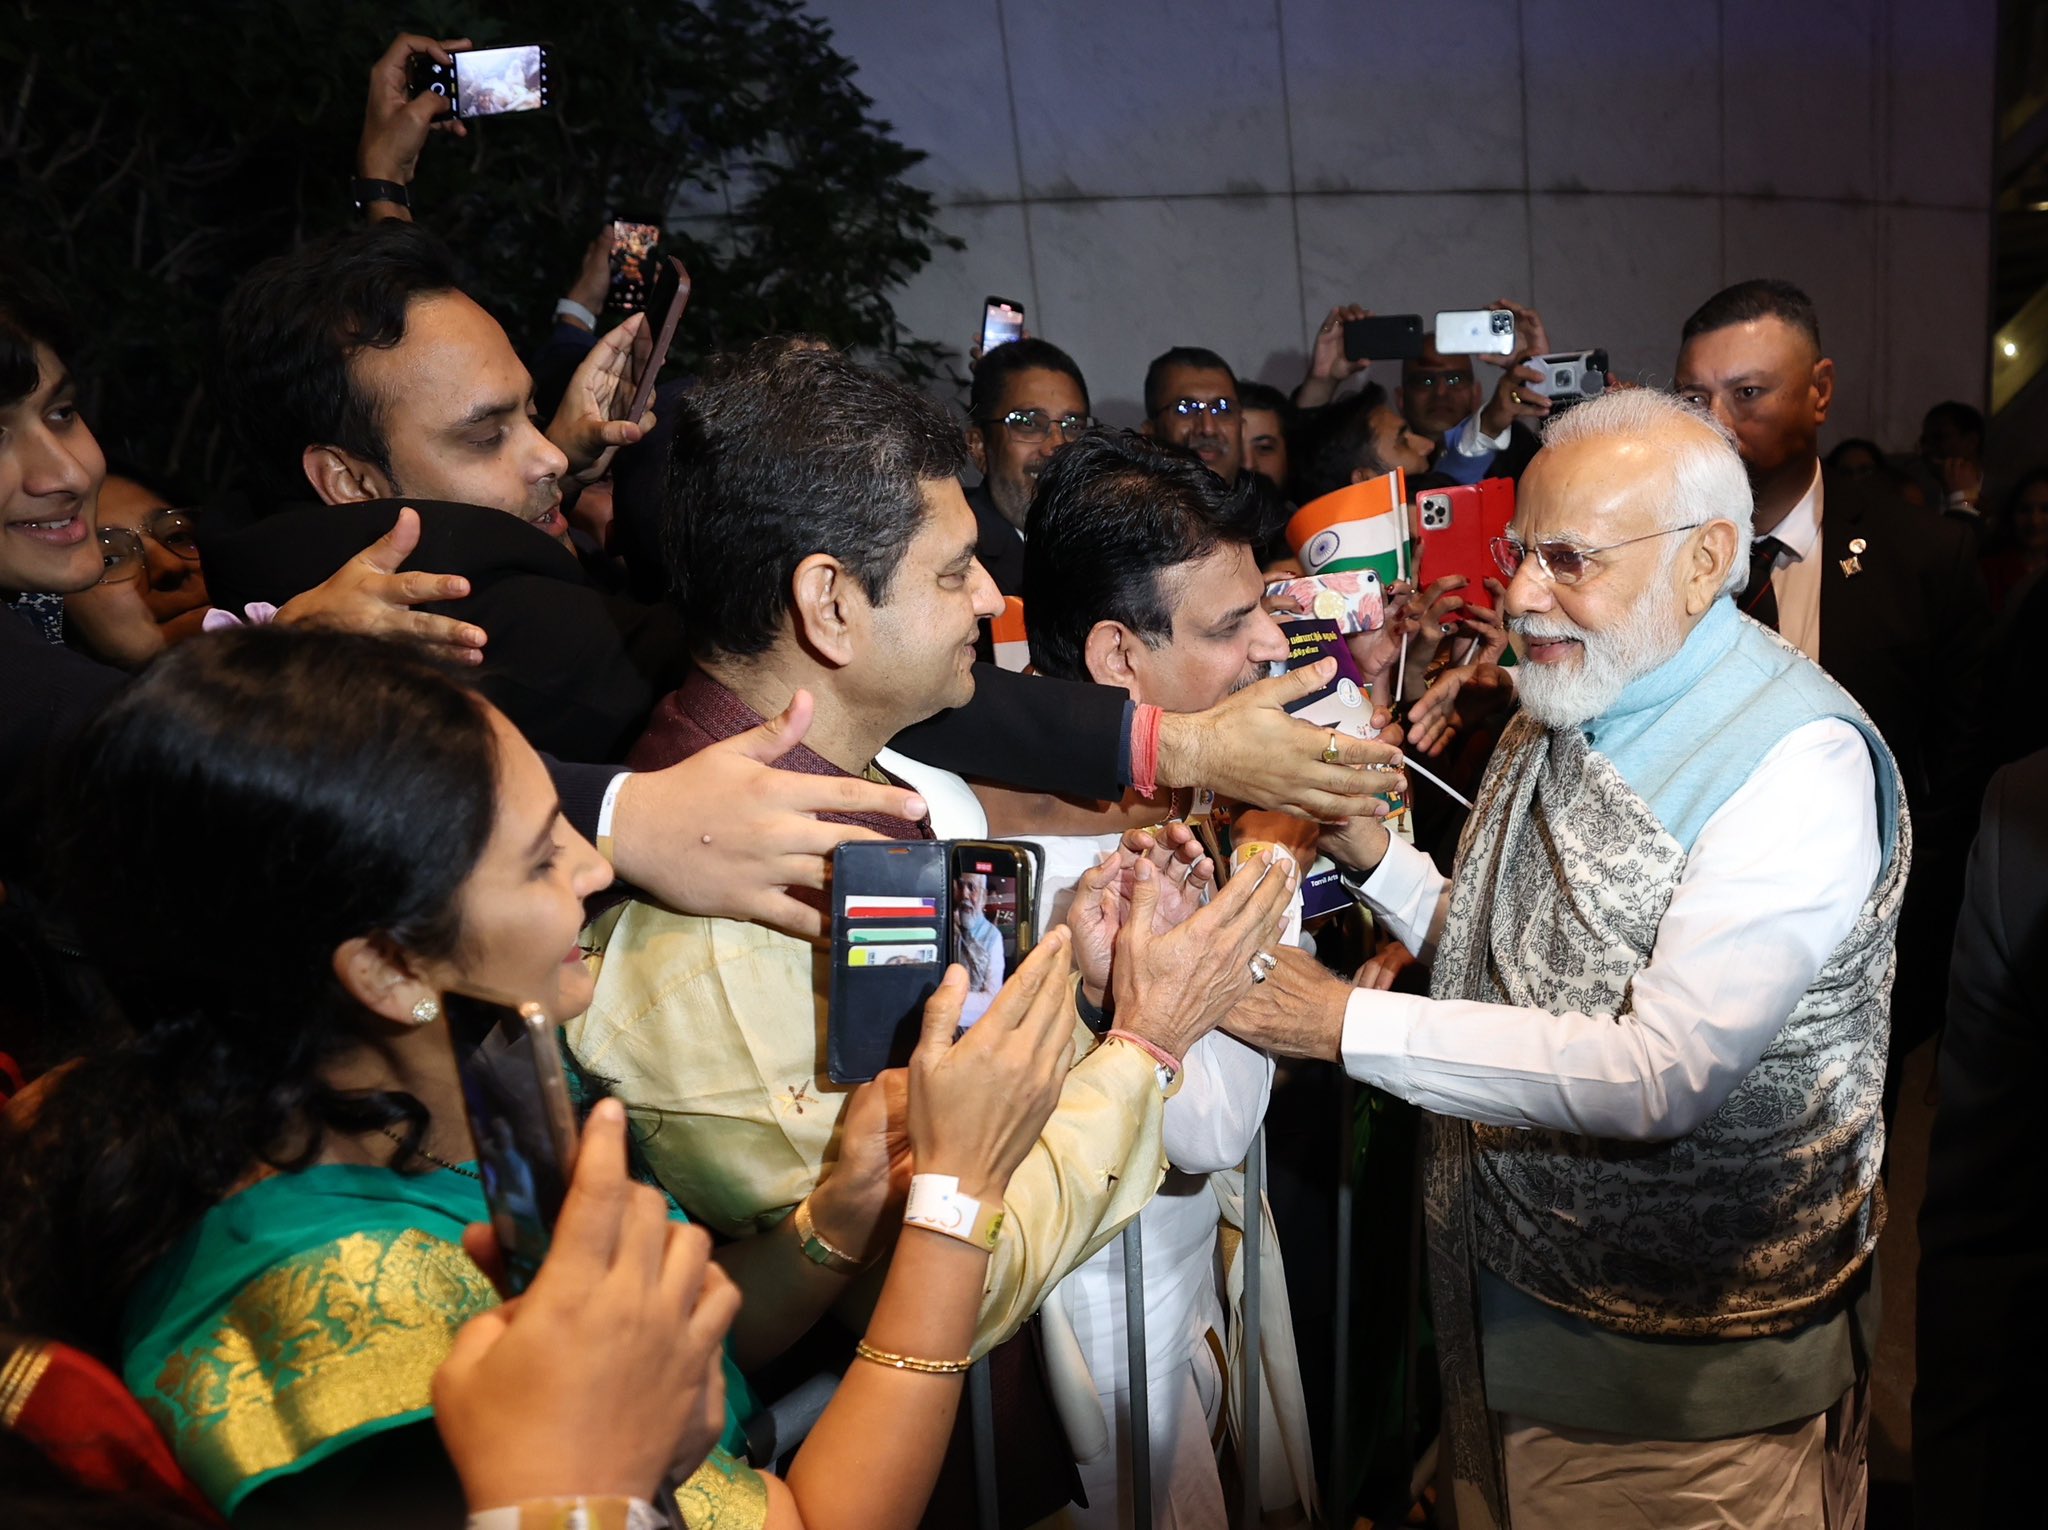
1489 523 1704 587
978 407 1094 443
1160 397 1236 422
96 508 201 586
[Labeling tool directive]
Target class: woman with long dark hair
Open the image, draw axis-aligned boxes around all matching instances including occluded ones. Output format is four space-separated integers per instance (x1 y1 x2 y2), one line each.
0 627 1078 1527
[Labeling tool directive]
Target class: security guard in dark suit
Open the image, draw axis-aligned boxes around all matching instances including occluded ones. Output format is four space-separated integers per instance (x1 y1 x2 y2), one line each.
1676 278 1991 1090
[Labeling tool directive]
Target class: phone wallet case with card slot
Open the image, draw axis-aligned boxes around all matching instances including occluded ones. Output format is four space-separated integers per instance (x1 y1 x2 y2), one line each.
828 839 1043 1083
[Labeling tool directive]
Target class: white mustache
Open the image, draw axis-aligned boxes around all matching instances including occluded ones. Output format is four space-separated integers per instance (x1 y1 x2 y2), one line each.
1508 616 1587 642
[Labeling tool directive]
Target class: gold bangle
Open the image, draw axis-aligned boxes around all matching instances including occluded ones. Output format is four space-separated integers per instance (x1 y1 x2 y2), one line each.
854 1339 972 1375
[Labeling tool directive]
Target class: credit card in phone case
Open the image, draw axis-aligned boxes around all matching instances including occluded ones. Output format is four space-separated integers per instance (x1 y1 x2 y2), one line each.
850 926 939 943
846 895 938 919
848 945 938 966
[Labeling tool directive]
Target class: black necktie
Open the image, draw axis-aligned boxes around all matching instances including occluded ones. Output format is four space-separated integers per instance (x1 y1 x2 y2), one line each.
1741 535 1787 630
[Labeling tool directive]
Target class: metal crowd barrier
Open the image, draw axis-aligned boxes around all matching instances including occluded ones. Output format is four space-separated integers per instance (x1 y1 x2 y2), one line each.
965 1127 1275 1529
771 1082 1398 1527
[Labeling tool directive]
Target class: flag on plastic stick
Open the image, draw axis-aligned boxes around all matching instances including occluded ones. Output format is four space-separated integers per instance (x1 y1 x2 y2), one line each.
1284 470 1418 588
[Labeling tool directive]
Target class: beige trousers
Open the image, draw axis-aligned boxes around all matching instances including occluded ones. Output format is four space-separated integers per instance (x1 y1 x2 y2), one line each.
1496 1380 1868 1530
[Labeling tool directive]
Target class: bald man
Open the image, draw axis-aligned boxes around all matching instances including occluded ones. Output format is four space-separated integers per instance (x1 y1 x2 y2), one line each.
1227 388 1904 1529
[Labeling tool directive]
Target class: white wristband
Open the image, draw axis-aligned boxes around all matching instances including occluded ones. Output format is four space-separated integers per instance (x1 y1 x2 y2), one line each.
594 771 631 864
904 1173 1004 1251
554 297 598 328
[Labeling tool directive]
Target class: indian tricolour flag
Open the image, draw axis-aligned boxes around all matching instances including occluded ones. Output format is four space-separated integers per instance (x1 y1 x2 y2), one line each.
1284 469 1417 586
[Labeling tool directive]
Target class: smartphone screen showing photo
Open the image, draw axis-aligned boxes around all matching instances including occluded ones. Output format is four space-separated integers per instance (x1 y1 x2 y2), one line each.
456 44 549 117
952 850 1021 1028
608 220 661 312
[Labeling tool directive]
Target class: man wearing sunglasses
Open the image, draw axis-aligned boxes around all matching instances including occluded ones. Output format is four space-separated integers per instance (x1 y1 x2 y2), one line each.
1142 345 1243 484
964 338 1093 596
1227 387 1905 1528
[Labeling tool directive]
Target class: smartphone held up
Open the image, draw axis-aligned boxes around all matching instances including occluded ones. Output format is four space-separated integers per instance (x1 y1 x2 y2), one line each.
407 43 552 120
607 219 662 314
442 989 580 1295
981 296 1025 355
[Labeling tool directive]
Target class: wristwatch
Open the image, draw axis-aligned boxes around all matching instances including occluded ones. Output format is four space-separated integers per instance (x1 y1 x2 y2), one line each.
792 1194 864 1273
466 1497 662 1530
351 177 411 214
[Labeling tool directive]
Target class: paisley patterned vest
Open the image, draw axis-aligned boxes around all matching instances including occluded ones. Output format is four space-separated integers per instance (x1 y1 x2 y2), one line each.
1421 600 1908 1527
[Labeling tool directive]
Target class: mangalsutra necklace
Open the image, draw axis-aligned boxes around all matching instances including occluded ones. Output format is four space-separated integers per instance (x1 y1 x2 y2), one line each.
379 1125 480 1179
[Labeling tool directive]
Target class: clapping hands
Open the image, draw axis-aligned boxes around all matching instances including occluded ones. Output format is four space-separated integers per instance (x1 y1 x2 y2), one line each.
1066 825 1216 1005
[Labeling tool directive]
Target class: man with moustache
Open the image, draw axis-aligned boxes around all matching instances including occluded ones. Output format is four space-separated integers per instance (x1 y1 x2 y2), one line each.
1001 427 1307 1526
573 344 1293 1525
1227 388 1905 1528
1674 277 1986 1080
1143 345 1244 484
963 338 1093 595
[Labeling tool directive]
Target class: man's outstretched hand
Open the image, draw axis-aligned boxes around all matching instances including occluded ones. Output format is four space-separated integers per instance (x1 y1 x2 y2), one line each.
1156 659 1407 820
273 507 487 663
608 690 928 940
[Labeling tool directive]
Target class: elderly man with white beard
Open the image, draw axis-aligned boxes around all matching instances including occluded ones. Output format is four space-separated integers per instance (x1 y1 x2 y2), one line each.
1226 387 1907 1530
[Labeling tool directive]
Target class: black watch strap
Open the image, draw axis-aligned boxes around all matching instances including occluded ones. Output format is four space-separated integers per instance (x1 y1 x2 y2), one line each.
1074 980 1112 1036
351 177 411 213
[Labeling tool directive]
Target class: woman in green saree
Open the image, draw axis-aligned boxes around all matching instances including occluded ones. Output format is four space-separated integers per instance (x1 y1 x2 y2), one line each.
0 628 1079 1527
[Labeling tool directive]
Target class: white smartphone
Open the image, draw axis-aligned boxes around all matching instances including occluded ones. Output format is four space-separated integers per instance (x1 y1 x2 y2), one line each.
1435 309 1517 357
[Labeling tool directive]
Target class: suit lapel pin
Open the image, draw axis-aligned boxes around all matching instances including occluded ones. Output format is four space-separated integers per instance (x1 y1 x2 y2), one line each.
1839 537 1866 578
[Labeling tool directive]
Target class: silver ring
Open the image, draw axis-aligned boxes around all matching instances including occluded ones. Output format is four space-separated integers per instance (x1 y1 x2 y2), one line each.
1254 950 1279 971
1248 959 1269 984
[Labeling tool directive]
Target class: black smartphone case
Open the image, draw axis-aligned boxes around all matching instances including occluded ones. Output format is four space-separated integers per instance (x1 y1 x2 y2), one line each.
1343 314 1426 361
828 839 1042 1083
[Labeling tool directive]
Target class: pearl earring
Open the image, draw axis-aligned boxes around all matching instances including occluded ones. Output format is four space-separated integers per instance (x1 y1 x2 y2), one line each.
410 997 441 1025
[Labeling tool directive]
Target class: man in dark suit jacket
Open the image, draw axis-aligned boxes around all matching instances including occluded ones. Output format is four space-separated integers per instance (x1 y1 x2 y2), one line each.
1676 278 1990 1059
962 338 1094 597
202 497 659 762
1912 748 2048 1526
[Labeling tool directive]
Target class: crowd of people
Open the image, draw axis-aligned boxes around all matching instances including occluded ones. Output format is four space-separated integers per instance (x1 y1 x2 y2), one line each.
1 29 2041 1530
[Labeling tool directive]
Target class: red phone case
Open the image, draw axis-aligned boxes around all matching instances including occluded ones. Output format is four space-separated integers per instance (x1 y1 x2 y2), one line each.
1415 478 1515 609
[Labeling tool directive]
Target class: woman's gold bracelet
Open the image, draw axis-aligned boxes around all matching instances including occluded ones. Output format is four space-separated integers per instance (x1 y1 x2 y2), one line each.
854 1339 972 1375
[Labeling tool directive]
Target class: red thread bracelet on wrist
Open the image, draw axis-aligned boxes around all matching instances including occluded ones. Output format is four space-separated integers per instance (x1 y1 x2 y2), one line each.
1131 704 1163 799
1106 1028 1181 1077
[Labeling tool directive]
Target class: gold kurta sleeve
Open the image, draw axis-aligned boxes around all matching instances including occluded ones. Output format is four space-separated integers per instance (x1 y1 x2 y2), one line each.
969 1034 1165 1357
574 901 1168 1354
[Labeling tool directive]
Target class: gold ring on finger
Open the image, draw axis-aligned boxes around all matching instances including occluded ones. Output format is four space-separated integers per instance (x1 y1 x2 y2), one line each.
1320 728 1343 765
